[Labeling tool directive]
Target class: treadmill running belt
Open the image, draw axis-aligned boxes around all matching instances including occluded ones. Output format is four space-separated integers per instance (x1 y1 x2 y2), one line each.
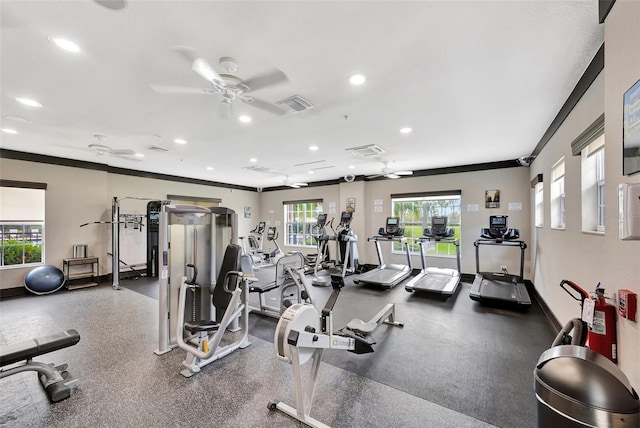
414 275 449 292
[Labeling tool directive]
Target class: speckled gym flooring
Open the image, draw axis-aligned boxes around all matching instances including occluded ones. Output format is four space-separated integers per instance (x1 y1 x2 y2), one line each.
0 274 554 428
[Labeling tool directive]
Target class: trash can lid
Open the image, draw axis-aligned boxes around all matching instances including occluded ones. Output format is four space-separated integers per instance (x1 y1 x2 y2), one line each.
535 345 640 413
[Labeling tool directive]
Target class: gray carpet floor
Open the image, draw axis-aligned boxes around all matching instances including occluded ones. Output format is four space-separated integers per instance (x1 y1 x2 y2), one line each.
1 270 554 427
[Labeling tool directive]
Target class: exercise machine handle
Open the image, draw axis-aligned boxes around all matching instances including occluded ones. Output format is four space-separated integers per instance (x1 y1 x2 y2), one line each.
185 263 198 285
559 279 589 305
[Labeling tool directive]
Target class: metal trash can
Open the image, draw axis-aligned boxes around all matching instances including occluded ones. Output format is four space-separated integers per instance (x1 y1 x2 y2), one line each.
534 345 640 427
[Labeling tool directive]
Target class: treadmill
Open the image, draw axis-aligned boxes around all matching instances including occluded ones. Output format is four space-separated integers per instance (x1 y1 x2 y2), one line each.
469 215 531 307
353 217 412 288
405 216 461 296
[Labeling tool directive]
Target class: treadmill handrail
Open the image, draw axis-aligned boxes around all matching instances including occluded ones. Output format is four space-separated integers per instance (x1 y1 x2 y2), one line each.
474 238 526 281
367 235 407 242
415 236 460 274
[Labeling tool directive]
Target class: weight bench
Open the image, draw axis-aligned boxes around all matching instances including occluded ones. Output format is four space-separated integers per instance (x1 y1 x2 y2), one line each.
0 329 81 402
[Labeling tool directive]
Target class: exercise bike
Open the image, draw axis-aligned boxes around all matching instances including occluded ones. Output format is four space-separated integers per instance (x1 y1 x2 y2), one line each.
268 273 403 428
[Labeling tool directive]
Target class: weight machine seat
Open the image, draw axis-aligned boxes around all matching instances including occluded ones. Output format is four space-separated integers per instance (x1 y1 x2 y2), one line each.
1 329 80 367
248 281 279 294
184 320 220 334
346 319 377 335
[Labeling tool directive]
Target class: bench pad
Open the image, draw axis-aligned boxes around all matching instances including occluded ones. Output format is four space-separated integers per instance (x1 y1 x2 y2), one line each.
1 329 80 367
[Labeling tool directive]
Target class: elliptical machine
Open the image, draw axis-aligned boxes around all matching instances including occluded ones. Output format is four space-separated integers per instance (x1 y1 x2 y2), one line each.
309 214 333 287
265 226 285 264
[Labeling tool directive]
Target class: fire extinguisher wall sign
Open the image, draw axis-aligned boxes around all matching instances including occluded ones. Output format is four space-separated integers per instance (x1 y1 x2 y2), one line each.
587 285 618 364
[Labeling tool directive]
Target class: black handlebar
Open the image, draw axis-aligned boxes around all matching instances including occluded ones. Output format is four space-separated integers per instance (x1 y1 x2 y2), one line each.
185 263 198 285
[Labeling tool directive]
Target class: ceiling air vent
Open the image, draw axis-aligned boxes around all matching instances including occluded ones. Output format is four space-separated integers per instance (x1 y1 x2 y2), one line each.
243 165 278 175
276 95 314 113
345 144 386 158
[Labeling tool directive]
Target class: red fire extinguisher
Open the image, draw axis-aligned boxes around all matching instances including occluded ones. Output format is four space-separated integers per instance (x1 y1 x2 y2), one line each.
588 284 617 363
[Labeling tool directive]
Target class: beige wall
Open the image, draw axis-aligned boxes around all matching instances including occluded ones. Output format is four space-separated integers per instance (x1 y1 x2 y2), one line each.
260 167 531 276
530 0 640 387
0 158 259 290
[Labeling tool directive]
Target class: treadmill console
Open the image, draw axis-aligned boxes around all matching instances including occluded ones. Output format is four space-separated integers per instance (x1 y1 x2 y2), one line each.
424 216 454 239
481 216 519 240
378 217 404 237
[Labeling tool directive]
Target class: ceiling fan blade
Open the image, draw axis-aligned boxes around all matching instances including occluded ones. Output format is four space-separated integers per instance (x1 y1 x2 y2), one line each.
243 69 289 92
172 46 226 86
385 173 401 179
366 174 383 180
219 100 232 119
113 154 141 162
394 170 413 176
292 182 308 187
150 84 208 95
110 149 135 155
241 97 286 116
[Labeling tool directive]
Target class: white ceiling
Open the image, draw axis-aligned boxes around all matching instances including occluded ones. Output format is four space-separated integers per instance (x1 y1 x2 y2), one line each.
1 1 603 189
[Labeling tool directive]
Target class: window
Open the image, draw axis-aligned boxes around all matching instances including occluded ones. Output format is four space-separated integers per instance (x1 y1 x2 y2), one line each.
571 114 605 233
0 182 46 268
391 193 461 256
580 135 605 232
534 182 544 227
551 158 566 229
283 199 324 247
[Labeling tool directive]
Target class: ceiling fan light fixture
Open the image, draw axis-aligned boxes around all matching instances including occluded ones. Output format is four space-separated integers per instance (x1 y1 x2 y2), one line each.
219 57 239 73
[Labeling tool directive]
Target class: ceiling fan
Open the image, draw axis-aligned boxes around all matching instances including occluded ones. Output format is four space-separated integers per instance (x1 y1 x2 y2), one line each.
151 47 289 119
88 135 140 162
367 161 413 179
283 176 308 189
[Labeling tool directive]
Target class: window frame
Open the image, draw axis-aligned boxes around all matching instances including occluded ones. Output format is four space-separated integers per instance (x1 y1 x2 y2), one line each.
580 136 605 234
0 181 46 269
283 199 324 248
550 158 566 230
391 193 461 257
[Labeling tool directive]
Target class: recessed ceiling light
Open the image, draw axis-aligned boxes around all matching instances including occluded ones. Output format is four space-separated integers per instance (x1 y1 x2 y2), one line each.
309 145 319 151
206 166 214 171
173 138 187 145
249 157 257 163
400 127 413 134
238 115 252 123
349 74 366 85
134 153 144 158
308 170 315 175
2 128 18 134
49 36 81 53
16 98 42 108
348 165 355 169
